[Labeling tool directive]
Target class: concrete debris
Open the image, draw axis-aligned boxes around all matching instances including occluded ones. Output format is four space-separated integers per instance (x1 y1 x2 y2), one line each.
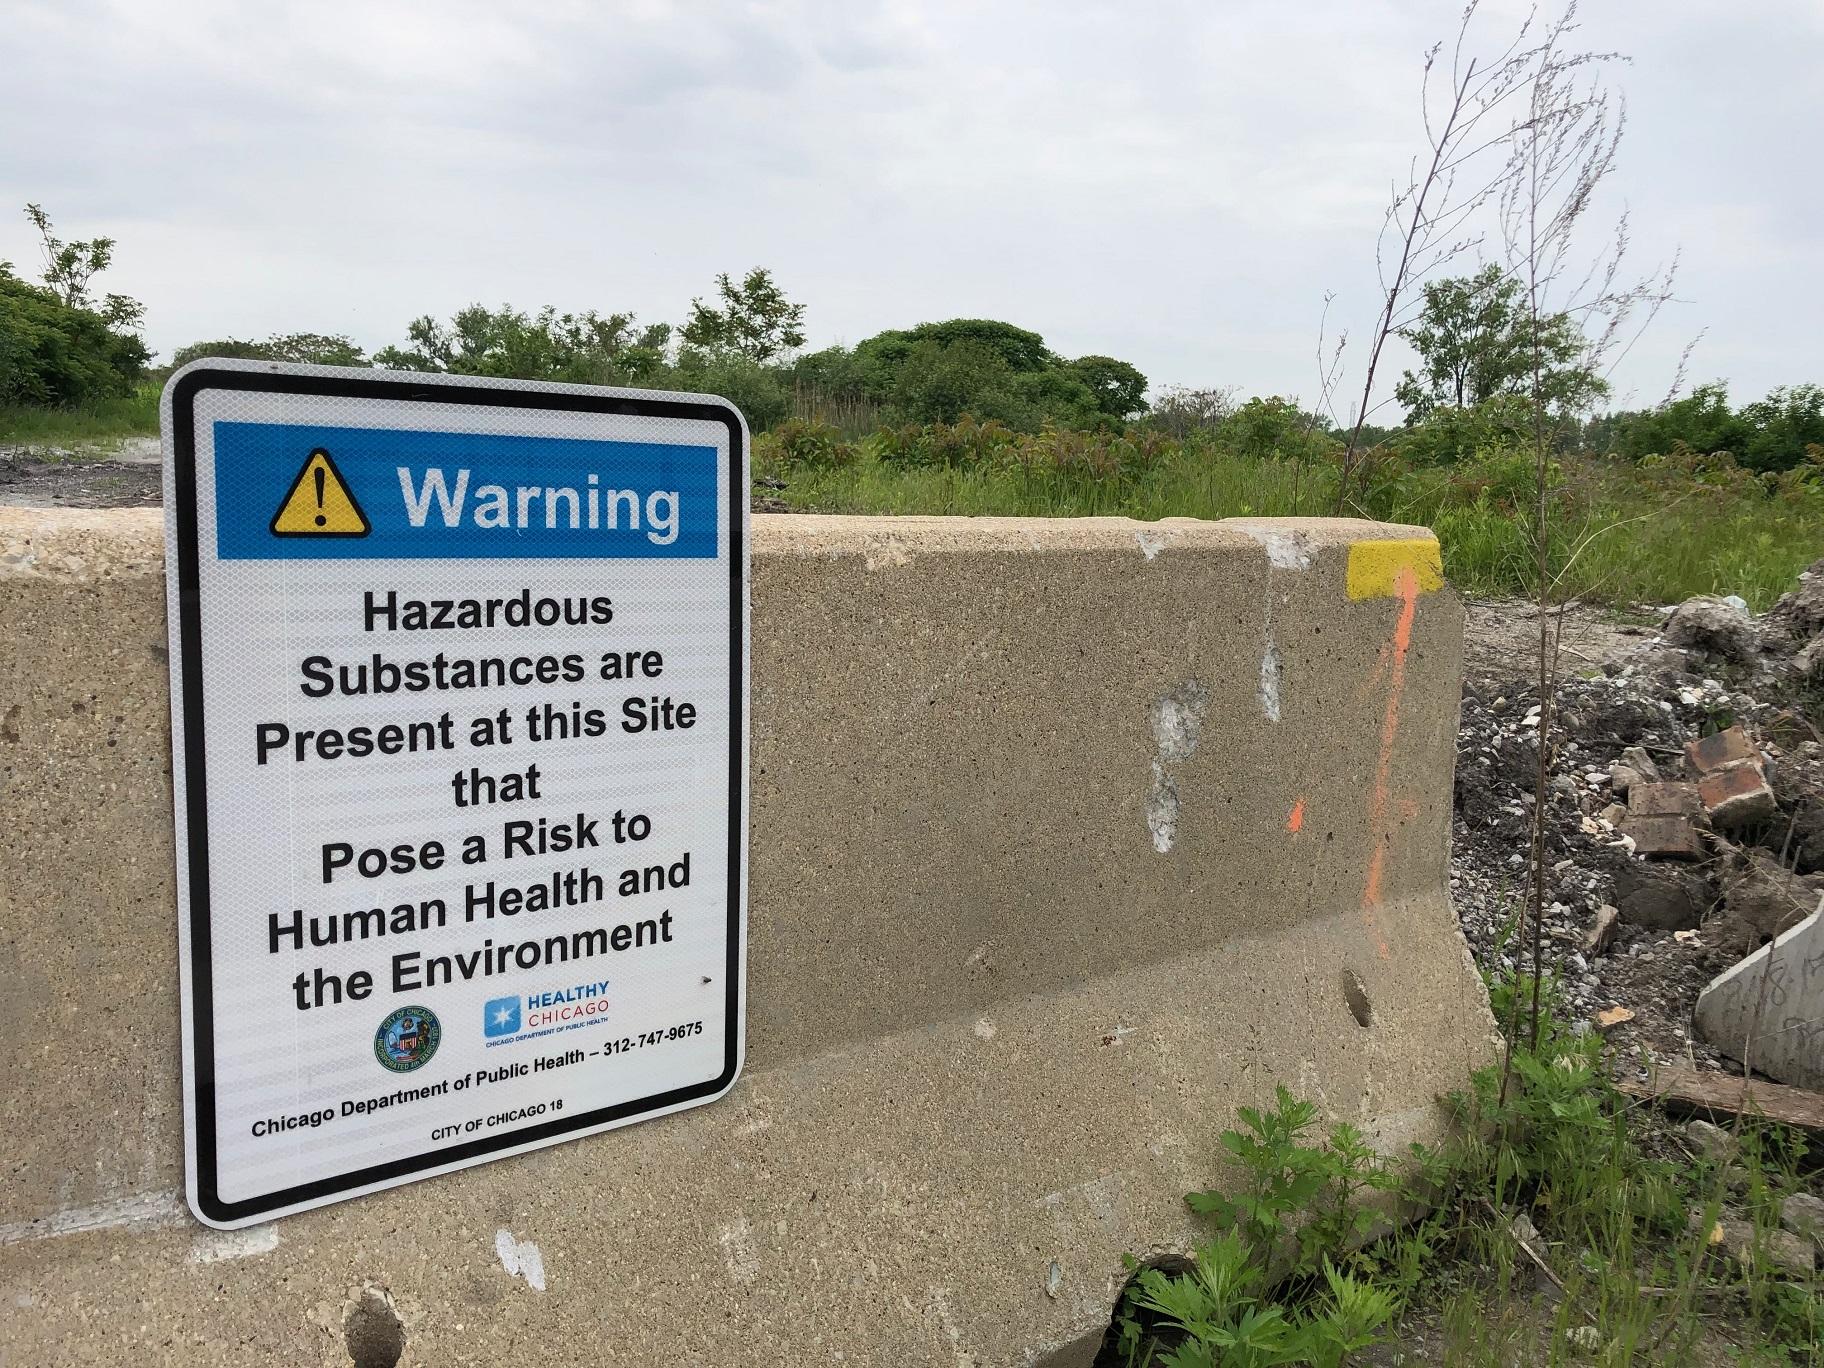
1453 554 1824 1075
1694 899 1824 1090
1696 1214 1817 1278
1762 558 1824 652
1581 904 1620 956
1663 594 1759 662
1608 744 1662 797
1795 634 1824 682
1685 1119 1737 1164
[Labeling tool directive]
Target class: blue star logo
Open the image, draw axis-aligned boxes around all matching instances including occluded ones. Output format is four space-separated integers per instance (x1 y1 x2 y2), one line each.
484 996 521 1038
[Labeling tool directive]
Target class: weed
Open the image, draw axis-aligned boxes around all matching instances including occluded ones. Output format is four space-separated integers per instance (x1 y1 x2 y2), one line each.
1112 966 1823 1365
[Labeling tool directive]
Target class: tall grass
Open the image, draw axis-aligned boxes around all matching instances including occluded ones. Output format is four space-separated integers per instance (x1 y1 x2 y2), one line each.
0 384 158 446
774 440 1821 610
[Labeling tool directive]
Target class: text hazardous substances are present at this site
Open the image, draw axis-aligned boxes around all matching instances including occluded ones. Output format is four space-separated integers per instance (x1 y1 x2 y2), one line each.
161 361 749 1228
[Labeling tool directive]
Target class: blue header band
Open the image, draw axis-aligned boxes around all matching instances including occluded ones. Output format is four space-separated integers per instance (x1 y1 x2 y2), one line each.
212 420 719 559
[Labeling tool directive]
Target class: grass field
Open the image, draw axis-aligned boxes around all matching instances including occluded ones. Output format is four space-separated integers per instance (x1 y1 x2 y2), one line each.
0 385 159 446
770 444 1821 611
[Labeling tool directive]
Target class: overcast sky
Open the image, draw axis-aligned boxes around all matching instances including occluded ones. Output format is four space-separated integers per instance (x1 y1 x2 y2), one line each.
3 0 1819 413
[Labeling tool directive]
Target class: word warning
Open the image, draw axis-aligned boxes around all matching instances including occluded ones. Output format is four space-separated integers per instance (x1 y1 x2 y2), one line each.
162 362 748 1228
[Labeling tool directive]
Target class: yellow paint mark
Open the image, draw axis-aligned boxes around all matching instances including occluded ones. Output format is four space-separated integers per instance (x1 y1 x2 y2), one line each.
1345 538 1443 601
271 448 370 537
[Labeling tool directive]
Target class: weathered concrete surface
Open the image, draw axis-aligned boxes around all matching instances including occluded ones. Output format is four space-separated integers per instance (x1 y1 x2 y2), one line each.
1695 896 1824 1088
0 508 1493 1366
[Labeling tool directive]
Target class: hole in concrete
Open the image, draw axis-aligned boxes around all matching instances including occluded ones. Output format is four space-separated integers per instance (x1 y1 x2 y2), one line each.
1341 968 1374 1028
1087 1253 1196 1367
343 1285 405 1368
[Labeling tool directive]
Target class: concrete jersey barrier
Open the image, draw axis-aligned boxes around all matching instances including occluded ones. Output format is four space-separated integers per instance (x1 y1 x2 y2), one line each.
0 507 1493 1366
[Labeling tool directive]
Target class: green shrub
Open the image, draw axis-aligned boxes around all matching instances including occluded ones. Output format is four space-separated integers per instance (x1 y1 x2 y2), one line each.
758 418 856 472
0 261 150 407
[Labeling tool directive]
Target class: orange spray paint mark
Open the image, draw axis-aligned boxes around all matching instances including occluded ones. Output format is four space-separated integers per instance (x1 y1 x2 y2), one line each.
1359 565 1419 959
1286 798 1306 833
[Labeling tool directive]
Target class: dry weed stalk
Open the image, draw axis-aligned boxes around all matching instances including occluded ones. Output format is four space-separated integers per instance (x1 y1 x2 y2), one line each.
1331 1 1546 513
1496 4 1677 1056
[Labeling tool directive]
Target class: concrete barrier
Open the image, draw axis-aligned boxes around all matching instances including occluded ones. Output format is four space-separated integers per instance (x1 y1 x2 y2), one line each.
0 507 1493 1366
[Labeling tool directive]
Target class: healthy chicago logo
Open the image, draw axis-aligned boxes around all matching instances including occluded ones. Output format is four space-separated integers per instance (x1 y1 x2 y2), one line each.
484 980 611 1044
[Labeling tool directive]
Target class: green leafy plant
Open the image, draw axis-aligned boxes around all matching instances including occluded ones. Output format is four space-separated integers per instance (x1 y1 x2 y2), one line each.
1115 1087 1401 1366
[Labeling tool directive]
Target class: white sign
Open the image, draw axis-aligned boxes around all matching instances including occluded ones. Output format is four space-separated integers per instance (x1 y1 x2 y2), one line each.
162 362 748 1228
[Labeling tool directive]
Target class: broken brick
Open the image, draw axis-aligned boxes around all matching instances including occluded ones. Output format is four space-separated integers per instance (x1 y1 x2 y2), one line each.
1698 764 1778 828
1685 725 1758 773
1622 781 1704 859
1630 782 1700 816
1683 725 1776 829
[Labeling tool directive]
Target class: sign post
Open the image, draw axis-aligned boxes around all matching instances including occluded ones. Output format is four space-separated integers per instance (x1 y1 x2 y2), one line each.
162 363 748 1228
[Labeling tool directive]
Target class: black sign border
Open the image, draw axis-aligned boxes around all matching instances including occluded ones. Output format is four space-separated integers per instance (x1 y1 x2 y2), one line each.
169 366 746 1225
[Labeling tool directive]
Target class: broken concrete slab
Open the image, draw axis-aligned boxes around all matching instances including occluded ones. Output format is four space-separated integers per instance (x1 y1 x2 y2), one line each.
1694 895 1824 1090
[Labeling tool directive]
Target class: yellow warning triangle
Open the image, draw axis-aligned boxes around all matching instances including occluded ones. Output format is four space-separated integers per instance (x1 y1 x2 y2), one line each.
270 448 370 537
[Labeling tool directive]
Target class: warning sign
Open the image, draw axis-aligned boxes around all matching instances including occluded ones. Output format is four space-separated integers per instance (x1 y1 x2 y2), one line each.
161 362 748 1228
270 448 370 536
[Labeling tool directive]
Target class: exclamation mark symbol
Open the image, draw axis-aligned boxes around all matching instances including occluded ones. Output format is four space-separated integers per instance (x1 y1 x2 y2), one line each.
313 463 327 526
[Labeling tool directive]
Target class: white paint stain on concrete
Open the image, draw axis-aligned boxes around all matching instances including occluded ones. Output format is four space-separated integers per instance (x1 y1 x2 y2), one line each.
1239 527 1313 571
1150 682 1209 762
1146 761 1179 854
973 1017 997 1040
1259 636 1283 722
0 1190 184 1246
495 1228 548 1292
1136 531 1167 561
862 535 913 571
717 1215 759 1285
1147 681 1209 853
188 1223 279 1264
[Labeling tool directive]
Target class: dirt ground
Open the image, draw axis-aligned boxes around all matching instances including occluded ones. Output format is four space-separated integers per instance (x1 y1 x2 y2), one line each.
0 437 164 508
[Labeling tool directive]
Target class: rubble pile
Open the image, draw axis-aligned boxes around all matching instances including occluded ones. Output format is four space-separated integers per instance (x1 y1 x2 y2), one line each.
1452 558 1824 1080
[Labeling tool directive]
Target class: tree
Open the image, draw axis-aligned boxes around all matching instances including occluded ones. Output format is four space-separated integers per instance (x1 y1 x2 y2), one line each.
850 319 1148 431
374 305 670 384
170 332 368 370
1 204 150 406
681 267 805 362
1394 264 1604 421
1616 381 1824 472
24 203 143 330
1066 355 1148 421
0 260 150 406
1147 386 1238 439
899 318 1051 373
